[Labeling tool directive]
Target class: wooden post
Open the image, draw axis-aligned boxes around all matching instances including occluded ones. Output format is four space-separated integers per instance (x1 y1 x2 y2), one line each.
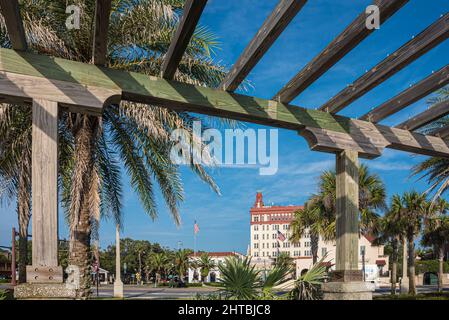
322 150 372 299
334 150 360 279
27 99 63 283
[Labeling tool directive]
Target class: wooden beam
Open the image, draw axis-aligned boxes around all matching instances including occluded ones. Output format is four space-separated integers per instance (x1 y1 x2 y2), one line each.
2 48 449 158
396 99 449 131
319 13 449 114
160 0 207 80
273 0 409 104
335 150 360 276
92 0 112 66
0 0 27 50
361 65 449 123
220 0 307 92
31 99 59 268
431 125 449 139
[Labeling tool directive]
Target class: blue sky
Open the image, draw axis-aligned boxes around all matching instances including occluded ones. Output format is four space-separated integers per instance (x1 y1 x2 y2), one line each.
1 0 448 254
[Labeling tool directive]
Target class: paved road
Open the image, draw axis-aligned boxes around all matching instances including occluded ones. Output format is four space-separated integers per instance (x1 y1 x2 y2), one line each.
2 283 447 299
93 285 219 300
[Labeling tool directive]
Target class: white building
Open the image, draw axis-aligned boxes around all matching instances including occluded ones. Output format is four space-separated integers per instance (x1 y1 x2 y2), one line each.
188 252 244 283
248 192 389 280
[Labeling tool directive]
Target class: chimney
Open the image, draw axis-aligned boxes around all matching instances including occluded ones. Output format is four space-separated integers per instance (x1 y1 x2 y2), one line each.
254 192 264 208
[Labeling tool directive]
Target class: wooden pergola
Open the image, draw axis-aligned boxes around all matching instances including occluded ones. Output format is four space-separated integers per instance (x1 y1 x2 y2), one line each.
1 0 448 299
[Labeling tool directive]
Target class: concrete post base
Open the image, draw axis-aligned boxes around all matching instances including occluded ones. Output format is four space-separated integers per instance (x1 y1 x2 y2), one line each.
321 282 374 300
14 283 77 300
400 277 409 294
113 280 124 298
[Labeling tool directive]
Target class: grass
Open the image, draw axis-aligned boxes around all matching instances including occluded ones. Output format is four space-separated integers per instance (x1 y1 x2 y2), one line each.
374 292 449 300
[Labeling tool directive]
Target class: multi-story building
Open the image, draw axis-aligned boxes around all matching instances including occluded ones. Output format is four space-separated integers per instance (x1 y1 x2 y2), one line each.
248 192 389 279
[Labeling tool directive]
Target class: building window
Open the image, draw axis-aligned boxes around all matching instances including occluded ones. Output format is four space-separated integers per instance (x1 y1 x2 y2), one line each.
305 250 311 256
254 243 259 249
254 225 258 231
254 252 259 257
254 216 259 222
254 234 258 240
322 247 327 256
305 241 311 247
294 242 301 248
360 245 366 256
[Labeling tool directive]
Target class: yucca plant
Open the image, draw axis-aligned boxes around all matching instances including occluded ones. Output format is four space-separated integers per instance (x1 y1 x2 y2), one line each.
217 256 290 300
288 256 329 300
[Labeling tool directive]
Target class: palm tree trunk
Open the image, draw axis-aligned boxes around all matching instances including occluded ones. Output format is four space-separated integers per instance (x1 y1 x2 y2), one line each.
390 237 398 295
438 246 444 293
407 236 416 295
311 233 319 264
17 162 31 284
68 115 99 299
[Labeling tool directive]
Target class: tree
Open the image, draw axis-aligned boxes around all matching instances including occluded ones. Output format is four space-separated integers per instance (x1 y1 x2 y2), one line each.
290 164 386 246
147 252 169 287
290 206 321 264
421 199 449 292
373 211 404 295
174 249 191 281
389 191 429 295
197 253 216 283
412 86 449 199
0 0 225 297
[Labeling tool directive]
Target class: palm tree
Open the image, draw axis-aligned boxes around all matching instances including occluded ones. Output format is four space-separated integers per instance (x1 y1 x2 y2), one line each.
288 256 328 300
197 253 216 283
421 199 449 292
1 0 226 297
290 206 321 264
373 211 403 295
0 105 31 283
147 252 169 287
389 191 429 295
290 164 386 246
174 249 191 282
413 86 449 198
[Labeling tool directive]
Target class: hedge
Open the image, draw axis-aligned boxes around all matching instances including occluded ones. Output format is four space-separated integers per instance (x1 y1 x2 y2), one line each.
415 260 449 274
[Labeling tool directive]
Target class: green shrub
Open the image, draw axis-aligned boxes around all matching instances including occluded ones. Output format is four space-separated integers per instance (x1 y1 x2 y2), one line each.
415 260 449 274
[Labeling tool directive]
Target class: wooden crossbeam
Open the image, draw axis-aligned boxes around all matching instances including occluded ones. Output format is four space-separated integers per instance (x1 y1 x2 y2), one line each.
360 65 449 123
319 13 449 114
0 0 27 51
220 0 307 92
2 48 449 158
396 99 449 131
92 0 112 66
160 0 207 80
273 0 409 104
431 125 449 139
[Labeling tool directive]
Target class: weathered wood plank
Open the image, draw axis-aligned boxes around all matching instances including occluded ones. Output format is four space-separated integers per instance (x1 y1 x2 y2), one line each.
26 266 63 284
273 0 409 104
220 0 307 92
0 0 27 50
320 13 449 114
92 0 112 66
431 125 449 139
0 71 121 113
161 0 207 80
335 150 359 271
396 99 449 131
2 48 449 158
361 65 449 123
31 99 58 267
